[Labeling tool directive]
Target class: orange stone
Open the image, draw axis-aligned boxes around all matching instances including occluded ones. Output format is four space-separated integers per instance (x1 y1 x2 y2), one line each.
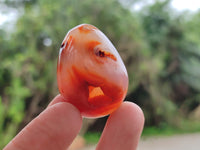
57 24 128 118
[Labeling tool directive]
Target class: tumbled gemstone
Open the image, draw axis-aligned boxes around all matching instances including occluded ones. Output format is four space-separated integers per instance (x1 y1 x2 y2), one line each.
57 24 128 118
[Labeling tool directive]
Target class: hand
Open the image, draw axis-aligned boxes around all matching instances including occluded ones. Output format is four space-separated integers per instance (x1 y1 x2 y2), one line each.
3 94 144 150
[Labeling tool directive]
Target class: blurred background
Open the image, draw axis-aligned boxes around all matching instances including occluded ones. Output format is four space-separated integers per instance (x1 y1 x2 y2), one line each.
0 0 200 149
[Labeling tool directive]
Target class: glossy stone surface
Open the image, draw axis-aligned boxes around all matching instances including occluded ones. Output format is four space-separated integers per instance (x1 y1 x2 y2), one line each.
57 24 128 118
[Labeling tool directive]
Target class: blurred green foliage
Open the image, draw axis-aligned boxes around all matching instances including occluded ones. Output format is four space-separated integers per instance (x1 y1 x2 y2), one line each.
84 132 101 144
0 0 200 148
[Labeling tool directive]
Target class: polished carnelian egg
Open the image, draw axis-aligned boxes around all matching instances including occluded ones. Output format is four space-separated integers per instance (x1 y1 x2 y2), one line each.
57 24 128 118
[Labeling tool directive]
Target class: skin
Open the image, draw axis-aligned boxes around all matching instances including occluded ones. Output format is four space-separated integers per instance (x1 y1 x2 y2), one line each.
4 24 144 149
4 95 144 150
57 24 128 118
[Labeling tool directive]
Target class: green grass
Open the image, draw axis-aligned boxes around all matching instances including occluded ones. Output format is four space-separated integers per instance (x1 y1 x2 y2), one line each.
84 120 200 144
142 120 200 136
84 132 101 144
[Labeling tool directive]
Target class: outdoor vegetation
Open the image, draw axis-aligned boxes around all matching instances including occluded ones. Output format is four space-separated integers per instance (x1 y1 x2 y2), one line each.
0 0 200 148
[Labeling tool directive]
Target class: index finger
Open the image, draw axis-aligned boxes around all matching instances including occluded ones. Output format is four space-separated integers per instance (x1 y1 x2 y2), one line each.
96 102 144 150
